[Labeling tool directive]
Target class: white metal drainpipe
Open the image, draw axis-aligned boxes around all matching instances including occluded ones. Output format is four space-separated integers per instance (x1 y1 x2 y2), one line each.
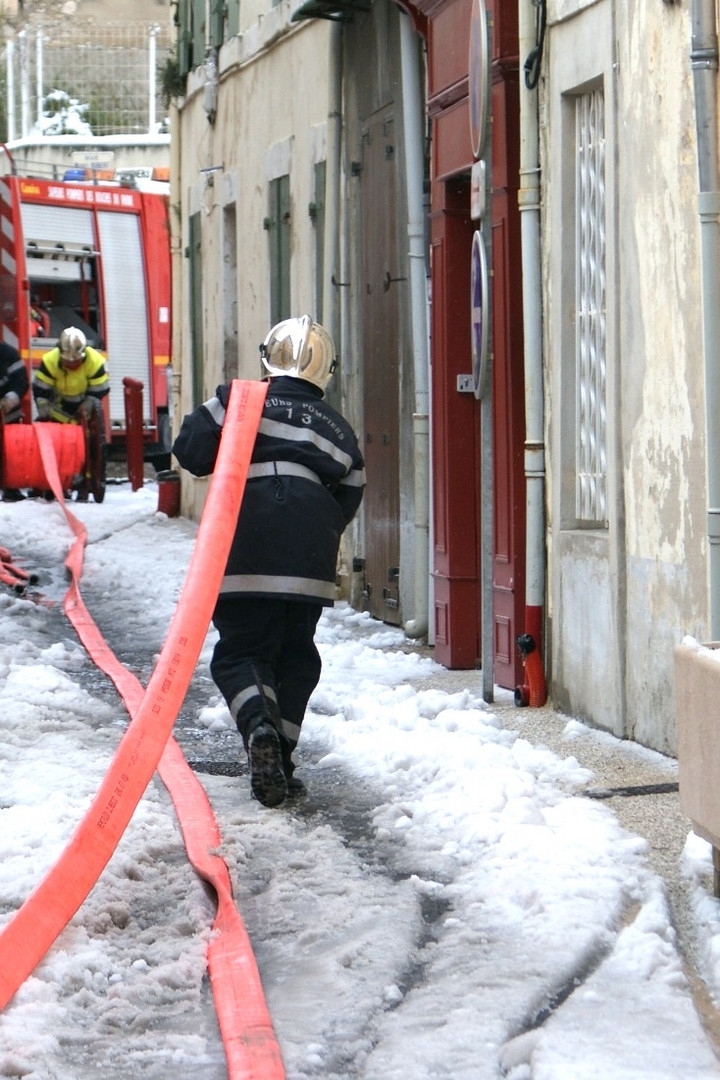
36 29 43 133
148 27 157 135
691 0 720 638
517 0 547 705
400 15 431 640
19 31 29 140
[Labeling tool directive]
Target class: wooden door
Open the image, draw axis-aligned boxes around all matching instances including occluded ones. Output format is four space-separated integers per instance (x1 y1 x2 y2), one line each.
490 73 526 689
361 109 402 624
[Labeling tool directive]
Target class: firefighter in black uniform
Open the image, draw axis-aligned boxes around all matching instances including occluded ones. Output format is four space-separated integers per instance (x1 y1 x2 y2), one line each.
0 340 30 501
173 316 366 808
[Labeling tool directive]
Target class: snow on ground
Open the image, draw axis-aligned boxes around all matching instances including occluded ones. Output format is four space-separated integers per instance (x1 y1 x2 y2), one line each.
1 482 720 1078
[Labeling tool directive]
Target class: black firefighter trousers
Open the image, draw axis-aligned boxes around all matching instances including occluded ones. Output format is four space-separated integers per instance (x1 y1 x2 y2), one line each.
210 595 323 774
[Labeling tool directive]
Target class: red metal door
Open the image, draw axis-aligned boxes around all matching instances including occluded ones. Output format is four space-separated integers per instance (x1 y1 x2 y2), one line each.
422 0 525 685
430 176 482 668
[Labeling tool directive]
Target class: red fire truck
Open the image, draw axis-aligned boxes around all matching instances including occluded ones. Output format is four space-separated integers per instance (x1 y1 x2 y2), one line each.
0 164 172 466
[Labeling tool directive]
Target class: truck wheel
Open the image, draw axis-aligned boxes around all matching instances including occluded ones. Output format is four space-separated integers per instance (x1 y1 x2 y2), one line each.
82 409 106 503
157 411 171 452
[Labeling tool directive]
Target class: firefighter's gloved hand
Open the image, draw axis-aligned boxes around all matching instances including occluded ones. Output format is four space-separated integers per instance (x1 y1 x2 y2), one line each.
80 396 98 415
35 398 52 419
0 392 19 414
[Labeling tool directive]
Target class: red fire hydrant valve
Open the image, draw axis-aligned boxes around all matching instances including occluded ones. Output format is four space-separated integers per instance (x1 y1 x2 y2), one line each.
514 632 548 708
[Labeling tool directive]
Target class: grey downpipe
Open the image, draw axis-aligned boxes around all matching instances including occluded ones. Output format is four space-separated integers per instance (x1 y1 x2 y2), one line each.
169 91 183 440
322 25 342 344
480 15 494 703
691 0 720 637
516 0 547 703
400 15 431 640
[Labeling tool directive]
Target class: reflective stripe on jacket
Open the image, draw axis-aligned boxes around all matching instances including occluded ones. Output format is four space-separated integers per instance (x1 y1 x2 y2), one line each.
172 376 366 605
33 346 109 409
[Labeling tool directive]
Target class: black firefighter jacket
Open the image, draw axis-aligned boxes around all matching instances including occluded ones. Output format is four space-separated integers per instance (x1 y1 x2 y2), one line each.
172 376 366 606
0 341 29 422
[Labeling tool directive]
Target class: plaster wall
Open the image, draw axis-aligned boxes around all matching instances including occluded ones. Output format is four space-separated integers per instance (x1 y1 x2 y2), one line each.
172 13 331 521
544 0 623 735
5 136 170 177
543 0 709 752
554 533 617 733
171 4 422 626
614 0 708 752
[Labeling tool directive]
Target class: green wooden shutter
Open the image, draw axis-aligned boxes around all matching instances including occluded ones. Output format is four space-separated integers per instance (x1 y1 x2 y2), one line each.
177 0 193 75
210 0 225 48
192 0 206 69
313 160 326 323
268 175 291 325
188 212 205 408
227 0 240 38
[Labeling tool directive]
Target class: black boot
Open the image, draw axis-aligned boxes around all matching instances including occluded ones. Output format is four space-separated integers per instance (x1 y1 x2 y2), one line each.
285 764 307 798
247 722 288 807
280 737 306 797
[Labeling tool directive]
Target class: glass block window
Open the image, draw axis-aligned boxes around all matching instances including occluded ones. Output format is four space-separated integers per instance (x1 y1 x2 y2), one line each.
575 89 607 525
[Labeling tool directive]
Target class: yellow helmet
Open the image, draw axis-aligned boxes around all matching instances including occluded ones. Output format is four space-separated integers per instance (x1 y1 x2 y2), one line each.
259 315 337 391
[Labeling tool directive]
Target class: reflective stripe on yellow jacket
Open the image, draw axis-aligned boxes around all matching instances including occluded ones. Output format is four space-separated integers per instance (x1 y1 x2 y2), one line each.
33 346 109 408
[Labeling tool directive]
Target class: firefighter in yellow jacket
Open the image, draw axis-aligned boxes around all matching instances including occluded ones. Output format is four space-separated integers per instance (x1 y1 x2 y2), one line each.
32 327 109 430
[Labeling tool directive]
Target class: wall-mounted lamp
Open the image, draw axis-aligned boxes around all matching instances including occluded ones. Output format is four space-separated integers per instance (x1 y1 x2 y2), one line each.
200 164 223 188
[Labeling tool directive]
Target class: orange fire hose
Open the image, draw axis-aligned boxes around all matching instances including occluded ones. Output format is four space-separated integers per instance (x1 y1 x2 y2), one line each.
0 545 38 594
2 422 85 490
0 381 285 1079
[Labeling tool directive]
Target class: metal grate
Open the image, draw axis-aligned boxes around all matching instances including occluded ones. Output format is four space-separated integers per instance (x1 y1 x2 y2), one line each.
7 22 171 139
575 89 607 525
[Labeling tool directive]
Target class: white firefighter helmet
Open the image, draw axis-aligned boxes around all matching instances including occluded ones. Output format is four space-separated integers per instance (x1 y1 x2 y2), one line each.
259 315 337 391
59 327 87 369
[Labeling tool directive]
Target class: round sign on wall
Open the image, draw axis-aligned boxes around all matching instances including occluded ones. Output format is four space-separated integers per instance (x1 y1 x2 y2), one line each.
469 0 490 161
471 229 490 399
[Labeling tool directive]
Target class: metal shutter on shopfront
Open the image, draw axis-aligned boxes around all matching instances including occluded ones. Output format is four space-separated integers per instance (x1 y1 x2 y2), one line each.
96 210 152 425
